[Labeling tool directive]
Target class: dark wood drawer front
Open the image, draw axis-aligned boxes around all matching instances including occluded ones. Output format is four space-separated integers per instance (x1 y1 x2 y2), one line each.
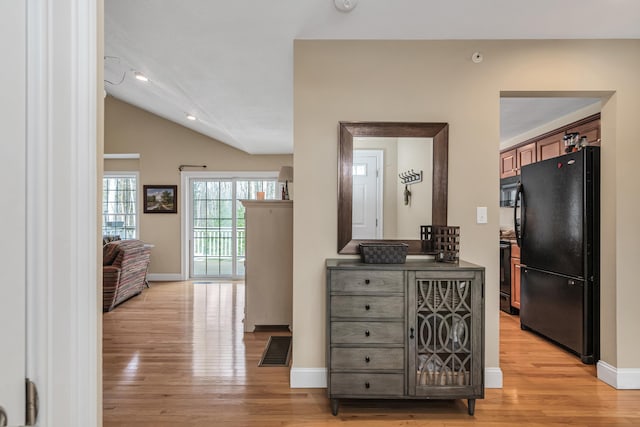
330 373 404 396
331 295 404 319
331 347 404 370
330 270 403 293
331 321 404 344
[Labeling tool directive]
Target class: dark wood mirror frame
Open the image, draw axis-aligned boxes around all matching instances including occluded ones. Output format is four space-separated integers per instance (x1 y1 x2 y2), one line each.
338 121 448 254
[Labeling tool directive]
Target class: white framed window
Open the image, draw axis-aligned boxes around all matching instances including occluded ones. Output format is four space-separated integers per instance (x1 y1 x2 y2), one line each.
102 172 139 239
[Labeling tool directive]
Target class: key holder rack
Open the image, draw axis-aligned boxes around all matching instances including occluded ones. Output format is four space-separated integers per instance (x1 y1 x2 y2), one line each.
399 169 423 185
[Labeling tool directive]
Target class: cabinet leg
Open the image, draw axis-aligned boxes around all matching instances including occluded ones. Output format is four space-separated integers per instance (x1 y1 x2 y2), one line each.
581 354 594 365
330 398 339 416
467 398 475 416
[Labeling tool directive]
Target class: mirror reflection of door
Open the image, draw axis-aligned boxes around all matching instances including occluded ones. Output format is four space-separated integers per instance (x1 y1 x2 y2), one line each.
352 150 383 239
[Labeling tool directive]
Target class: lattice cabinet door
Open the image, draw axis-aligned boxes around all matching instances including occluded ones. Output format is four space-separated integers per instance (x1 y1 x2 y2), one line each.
407 269 484 413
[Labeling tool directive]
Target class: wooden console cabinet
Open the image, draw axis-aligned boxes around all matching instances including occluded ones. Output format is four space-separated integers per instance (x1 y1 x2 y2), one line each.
326 259 485 416
241 200 292 332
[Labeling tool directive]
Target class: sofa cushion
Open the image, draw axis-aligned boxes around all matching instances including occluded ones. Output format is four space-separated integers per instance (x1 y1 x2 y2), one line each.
103 241 121 266
103 235 121 246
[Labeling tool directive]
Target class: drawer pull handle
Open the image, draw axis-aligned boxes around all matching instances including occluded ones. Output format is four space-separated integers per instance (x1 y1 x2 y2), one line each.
365 304 370 311
365 356 370 363
364 279 370 285
410 327 415 339
365 330 370 337
365 382 370 389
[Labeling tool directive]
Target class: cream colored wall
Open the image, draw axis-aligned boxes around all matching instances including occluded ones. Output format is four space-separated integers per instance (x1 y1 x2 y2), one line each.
104 96 292 274
293 40 640 376
396 138 433 239
103 158 139 171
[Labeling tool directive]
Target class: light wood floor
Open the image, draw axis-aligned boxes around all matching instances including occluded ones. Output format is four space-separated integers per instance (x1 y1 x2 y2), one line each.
103 281 640 426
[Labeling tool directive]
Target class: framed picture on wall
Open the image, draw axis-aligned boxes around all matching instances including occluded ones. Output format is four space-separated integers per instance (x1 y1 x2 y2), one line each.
143 185 177 213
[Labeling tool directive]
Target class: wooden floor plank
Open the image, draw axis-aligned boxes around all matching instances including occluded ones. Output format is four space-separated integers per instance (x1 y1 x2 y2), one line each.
103 281 640 426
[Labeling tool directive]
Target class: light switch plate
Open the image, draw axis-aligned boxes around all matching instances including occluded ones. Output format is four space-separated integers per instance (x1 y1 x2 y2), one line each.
476 206 488 224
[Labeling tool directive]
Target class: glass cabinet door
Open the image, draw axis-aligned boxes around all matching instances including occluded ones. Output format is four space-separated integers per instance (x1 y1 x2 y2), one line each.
407 270 484 397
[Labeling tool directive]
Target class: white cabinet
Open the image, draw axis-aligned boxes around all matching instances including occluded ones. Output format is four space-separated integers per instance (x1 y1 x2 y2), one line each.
241 200 293 332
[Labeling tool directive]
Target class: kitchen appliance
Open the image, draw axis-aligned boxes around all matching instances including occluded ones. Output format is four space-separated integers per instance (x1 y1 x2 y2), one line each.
499 240 515 313
514 146 600 364
500 175 519 207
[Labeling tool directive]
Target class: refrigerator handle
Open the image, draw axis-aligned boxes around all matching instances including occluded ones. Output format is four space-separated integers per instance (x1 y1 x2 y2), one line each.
514 182 525 247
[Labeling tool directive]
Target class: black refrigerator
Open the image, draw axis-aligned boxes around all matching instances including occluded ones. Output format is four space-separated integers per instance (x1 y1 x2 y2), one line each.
514 146 600 364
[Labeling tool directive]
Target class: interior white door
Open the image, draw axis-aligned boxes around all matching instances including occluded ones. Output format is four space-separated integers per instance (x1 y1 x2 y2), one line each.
0 0 27 425
352 150 383 239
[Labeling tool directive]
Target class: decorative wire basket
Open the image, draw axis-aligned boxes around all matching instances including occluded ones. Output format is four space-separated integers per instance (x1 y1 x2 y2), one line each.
421 225 460 263
359 243 408 264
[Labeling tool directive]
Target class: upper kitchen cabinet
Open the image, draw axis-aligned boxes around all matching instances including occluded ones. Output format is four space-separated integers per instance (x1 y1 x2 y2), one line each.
516 142 536 171
500 114 600 175
500 149 517 178
500 142 536 178
537 132 564 162
567 119 601 146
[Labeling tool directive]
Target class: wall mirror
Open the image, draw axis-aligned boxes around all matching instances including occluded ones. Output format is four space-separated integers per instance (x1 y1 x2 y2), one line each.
338 121 448 254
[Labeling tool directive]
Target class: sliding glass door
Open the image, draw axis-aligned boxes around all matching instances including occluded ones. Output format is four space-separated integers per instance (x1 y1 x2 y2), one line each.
190 177 277 278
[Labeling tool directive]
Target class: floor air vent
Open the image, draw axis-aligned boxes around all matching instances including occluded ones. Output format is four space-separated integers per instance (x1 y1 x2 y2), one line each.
259 336 292 367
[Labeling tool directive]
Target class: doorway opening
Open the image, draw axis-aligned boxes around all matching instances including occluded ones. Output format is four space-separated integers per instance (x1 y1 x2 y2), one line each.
498 93 602 368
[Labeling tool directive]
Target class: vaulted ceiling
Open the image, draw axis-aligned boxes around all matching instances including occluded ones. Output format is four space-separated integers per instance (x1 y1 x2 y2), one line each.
105 1 640 154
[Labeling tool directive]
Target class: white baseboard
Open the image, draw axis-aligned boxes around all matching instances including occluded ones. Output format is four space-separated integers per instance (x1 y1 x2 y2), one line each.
146 273 183 282
290 367 503 389
597 361 640 389
485 367 503 389
290 368 326 388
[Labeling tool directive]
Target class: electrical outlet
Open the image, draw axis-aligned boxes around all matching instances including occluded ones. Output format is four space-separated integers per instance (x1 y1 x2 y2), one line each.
476 206 488 224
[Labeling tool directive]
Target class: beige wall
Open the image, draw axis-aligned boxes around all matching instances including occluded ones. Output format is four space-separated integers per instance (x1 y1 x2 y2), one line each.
293 40 640 375
104 96 292 275
396 138 433 238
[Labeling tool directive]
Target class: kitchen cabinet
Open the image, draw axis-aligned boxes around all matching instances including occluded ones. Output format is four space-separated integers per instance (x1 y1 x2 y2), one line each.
567 119 600 145
326 259 485 416
510 243 521 310
500 143 536 178
536 132 564 162
500 114 601 177
516 142 537 171
500 149 517 179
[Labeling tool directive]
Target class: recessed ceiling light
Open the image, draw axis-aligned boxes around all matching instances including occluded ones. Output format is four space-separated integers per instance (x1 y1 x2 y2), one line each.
186 114 196 121
134 72 148 82
334 0 358 12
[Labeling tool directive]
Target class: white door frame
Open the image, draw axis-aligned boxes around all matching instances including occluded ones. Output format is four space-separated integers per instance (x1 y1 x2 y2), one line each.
352 149 384 239
0 1 27 424
24 0 100 426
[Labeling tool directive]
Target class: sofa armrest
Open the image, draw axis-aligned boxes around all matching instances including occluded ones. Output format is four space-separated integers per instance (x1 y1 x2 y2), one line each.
103 265 121 285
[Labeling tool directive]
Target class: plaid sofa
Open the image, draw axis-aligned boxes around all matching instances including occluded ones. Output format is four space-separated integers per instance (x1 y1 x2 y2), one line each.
103 239 151 312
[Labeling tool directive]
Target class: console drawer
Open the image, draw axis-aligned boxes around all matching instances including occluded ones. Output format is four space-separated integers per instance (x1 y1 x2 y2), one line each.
330 373 404 397
331 295 404 319
331 321 404 344
331 347 404 370
330 270 403 293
